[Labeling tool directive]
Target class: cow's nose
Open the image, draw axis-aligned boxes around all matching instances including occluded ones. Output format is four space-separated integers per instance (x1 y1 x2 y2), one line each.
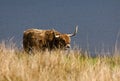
66 44 71 48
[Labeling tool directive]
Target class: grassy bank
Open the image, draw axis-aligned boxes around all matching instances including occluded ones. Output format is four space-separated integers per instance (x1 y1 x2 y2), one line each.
0 42 120 81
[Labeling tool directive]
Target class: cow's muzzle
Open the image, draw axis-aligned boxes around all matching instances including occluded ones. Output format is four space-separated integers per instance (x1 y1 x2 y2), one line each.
65 44 71 49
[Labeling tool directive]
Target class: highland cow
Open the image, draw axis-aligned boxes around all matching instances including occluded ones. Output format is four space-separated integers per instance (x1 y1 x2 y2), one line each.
23 26 78 53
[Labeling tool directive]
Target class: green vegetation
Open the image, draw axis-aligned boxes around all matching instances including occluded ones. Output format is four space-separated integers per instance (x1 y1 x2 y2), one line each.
0 42 120 81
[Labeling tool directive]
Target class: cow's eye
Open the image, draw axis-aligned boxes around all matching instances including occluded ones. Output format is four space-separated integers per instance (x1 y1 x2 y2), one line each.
62 39 65 43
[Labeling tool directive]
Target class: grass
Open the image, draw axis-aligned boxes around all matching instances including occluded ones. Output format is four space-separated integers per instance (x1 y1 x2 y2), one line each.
0 41 120 81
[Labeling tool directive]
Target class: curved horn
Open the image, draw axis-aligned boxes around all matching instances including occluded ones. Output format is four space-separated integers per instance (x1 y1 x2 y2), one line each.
68 25 78 37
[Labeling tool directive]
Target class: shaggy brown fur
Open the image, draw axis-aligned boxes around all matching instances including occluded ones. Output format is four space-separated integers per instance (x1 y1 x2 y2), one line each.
23 28 72 53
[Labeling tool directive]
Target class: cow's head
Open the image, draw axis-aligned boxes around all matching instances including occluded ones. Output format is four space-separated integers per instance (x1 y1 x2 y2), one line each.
54 26 78 49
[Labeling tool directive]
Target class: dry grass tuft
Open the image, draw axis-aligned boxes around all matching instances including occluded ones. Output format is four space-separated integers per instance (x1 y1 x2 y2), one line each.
0 42 120 81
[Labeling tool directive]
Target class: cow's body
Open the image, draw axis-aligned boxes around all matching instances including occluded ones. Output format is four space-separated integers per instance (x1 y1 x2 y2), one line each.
23 26 78 53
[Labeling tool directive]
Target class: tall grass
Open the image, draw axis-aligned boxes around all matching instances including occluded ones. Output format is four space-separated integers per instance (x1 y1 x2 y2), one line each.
0 41 120 81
